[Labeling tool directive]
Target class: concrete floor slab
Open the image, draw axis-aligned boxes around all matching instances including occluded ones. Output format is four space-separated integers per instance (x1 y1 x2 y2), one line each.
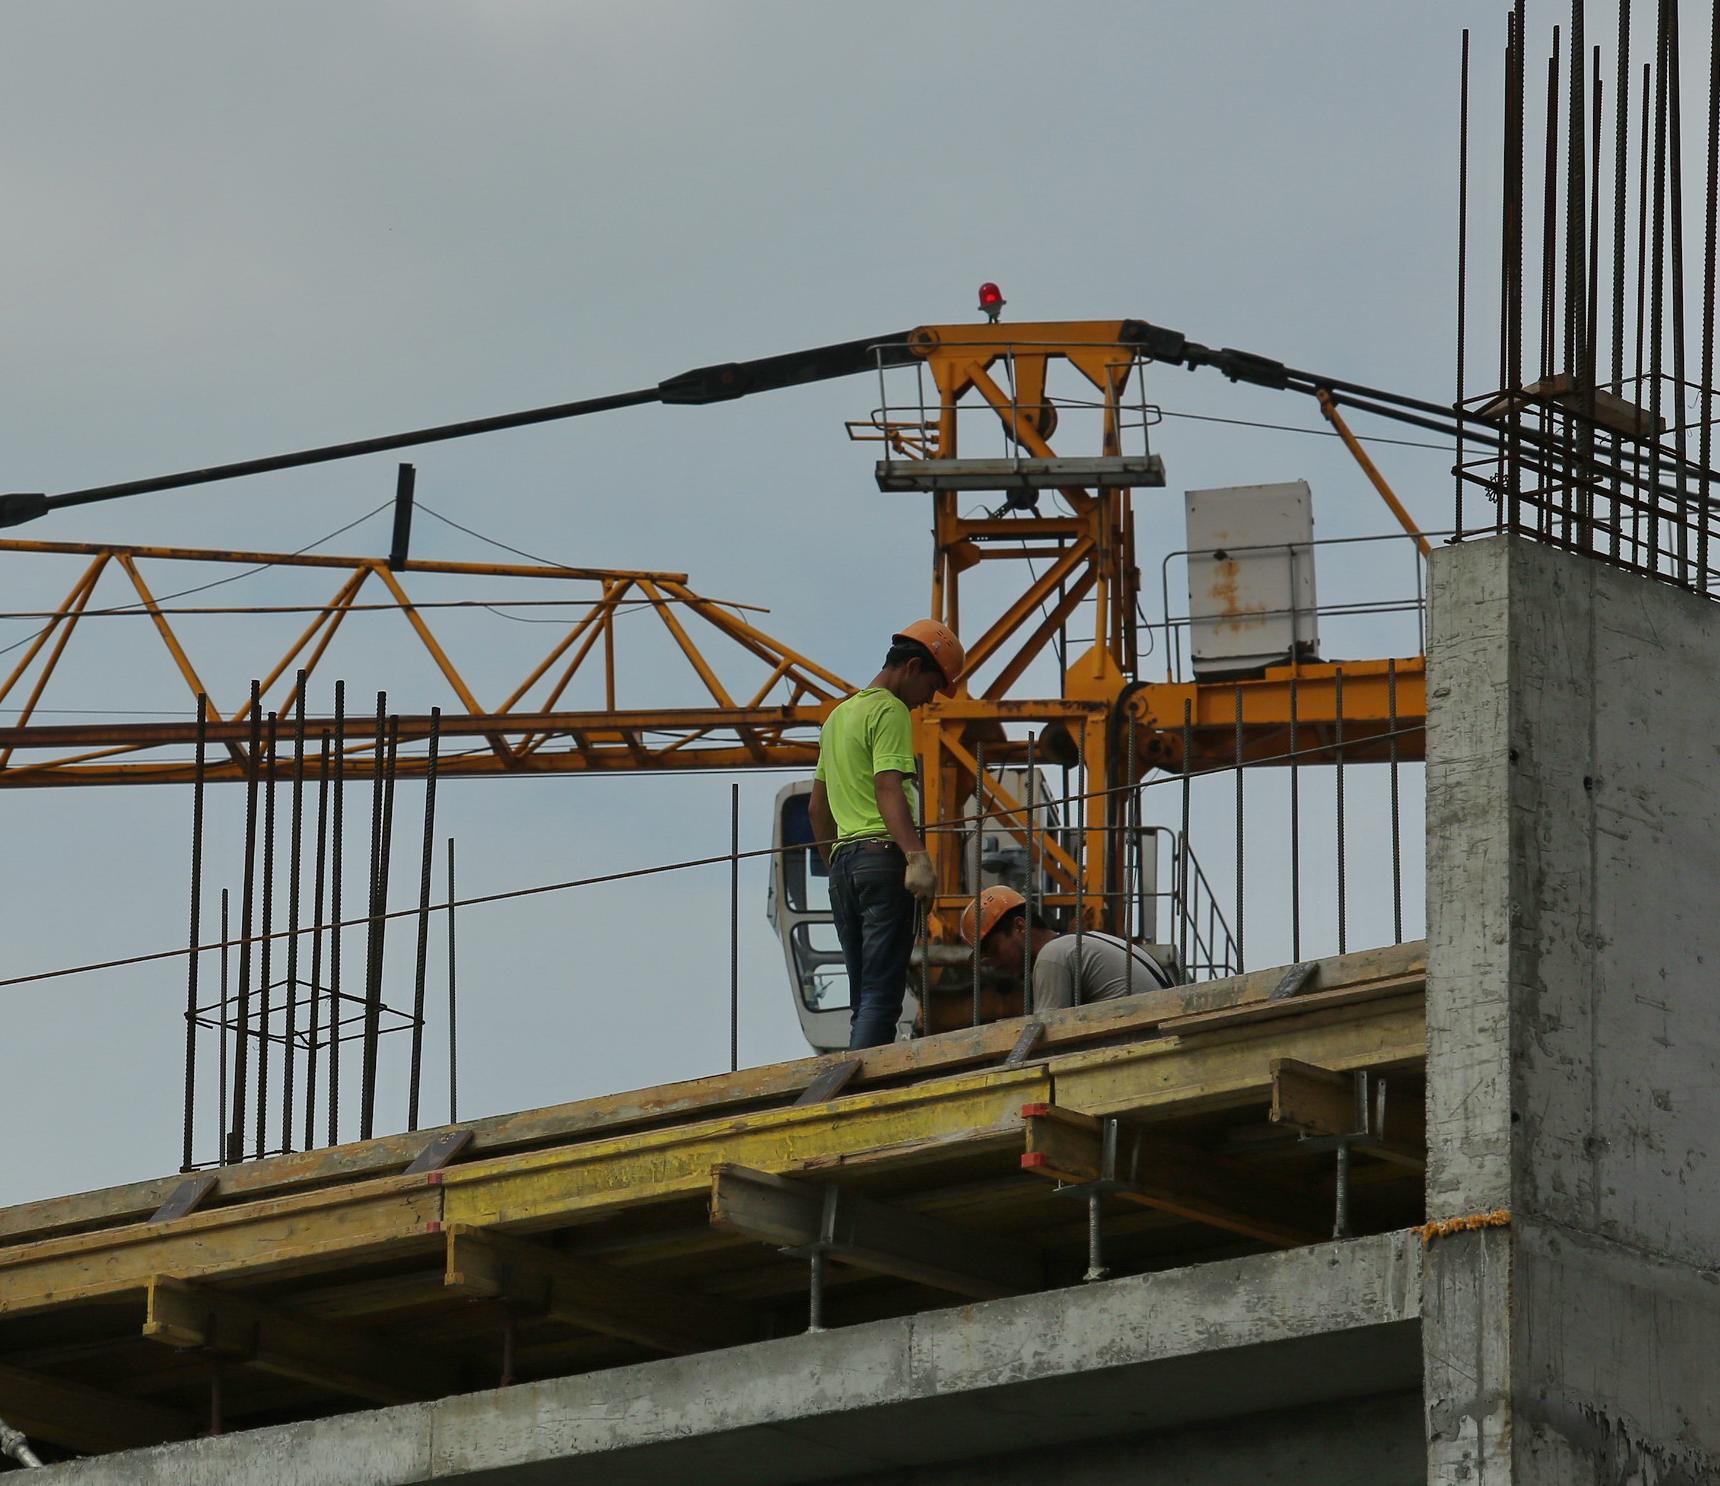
42 1232 1420 1485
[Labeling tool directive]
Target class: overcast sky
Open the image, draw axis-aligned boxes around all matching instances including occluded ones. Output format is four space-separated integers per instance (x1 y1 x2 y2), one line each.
3 1 1664 1205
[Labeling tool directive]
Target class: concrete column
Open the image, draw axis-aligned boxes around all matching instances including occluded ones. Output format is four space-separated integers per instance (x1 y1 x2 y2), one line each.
1423 536 1720 1483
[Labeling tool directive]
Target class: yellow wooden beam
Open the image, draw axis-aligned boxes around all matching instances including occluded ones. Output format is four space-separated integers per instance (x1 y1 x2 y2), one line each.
0 1362 194 1454
144 1276 461 1406
0 1173 442 1319
1045 993 1425 1120
440 1066 1051 1229
443 1225 758 1354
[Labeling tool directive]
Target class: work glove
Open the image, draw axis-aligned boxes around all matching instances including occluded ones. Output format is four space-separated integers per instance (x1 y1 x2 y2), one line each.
904 850 936 904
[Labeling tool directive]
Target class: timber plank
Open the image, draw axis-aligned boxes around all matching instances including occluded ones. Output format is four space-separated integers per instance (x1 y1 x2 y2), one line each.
0 942 1424 1247
1045 993 1425 1120
439 1066 1052 1229
0 1174 442 1319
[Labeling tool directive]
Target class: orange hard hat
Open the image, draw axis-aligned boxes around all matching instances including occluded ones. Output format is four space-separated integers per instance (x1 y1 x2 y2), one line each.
959 884 1026 947
893 618 965 697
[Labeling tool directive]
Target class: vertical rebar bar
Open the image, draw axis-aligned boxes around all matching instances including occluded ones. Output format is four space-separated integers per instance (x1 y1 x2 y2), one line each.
182 693 207 1172
408 709 442 1131
359 693 387 1140
1637 61 1652 563
283 679 306 1154
730 781 740 1073
1669 0 1692 581
1585 56 1604 544
218 888 229 1165
1388 657 1403 944
1457 27 1471 536
1179 700 1192 974
1651 3 1670 572
1233 685 1244 973
329 682 345 1147
1612 1 1632 560
1023 732 1037 1000
1702 0 1720 592
1289 673 1301 964
1542 36 1562 392
1511 1 1529 516
231 681 261 1164
1124 716 1137 1002
256 711 277 1162
447 837 459 1124
1335 668 1348 955
362 711 399 1141
1073 731 1085 1003
305 732 329 1151
1567 1 1586 388
972 740 985 1027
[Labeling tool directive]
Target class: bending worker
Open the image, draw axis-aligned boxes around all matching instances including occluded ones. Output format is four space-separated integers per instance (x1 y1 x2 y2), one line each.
961 885 1174 1014
809 620 965 1049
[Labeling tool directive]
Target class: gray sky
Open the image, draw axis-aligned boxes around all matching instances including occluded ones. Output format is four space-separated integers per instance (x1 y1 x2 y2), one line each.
0 0 1613 1204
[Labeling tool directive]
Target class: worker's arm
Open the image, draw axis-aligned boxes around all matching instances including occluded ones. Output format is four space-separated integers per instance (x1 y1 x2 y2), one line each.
808 779 838 870
873 770 922 856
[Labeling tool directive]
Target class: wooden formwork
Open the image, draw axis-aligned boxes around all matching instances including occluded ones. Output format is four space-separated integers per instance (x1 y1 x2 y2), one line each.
0 941 1426 1461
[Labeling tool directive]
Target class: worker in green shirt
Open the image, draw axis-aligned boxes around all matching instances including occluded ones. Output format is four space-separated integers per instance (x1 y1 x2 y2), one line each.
809 619 965 1048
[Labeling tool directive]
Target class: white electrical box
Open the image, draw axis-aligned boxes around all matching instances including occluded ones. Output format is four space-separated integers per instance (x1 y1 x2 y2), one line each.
1183 481 1318 676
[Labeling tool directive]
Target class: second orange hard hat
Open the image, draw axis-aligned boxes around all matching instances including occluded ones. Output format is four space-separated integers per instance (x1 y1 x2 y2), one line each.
959 884 1026 947
893 618 965 697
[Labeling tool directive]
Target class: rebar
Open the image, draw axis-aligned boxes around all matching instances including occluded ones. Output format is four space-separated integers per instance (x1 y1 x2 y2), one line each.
359 694 387 1140
1124 715 1136 1001
1335 668 1348 955
447 836 459 1123
256 710 277 1162
283 679 306 1153
1669 0 1691 579
231 680 261 1164
1458 27 1471 535
304 732 330 1151
1233 685 1244 972
1179 700 1192 974
1289 673 1301 963
328 682 345 1147
1388 658 1403 944
1023 732 1037 1000
182 693 206 1173
730 781 740 1072
361 712 400 1141
407 708 441 1131
972 740 985 1027
1650 2 1669 571
218 888 229 1165
1612 1 1632 560
1073 731 1085 1003
1703 0 1720 592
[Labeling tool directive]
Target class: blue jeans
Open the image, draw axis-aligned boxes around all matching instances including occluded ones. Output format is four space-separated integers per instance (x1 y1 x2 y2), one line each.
829 844 917 1049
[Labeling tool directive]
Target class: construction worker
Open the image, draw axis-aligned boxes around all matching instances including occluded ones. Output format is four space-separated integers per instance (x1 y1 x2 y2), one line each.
960 885 1174 1015
809 620 965 1049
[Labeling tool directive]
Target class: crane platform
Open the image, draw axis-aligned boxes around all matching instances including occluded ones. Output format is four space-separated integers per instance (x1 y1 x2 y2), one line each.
0 941 1425 1461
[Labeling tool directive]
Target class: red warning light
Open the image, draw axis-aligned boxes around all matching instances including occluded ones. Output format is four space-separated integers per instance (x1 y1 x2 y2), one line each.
977 282 1006 322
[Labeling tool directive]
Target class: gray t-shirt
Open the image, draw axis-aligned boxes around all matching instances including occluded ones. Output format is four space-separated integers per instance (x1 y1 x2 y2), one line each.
1030 932 1174 1013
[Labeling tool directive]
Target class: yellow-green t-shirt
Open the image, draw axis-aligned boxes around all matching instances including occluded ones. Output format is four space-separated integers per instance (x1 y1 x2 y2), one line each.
814 688 919 844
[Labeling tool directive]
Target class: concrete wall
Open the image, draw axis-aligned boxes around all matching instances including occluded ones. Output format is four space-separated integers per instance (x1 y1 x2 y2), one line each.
1423 536 1720 1484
